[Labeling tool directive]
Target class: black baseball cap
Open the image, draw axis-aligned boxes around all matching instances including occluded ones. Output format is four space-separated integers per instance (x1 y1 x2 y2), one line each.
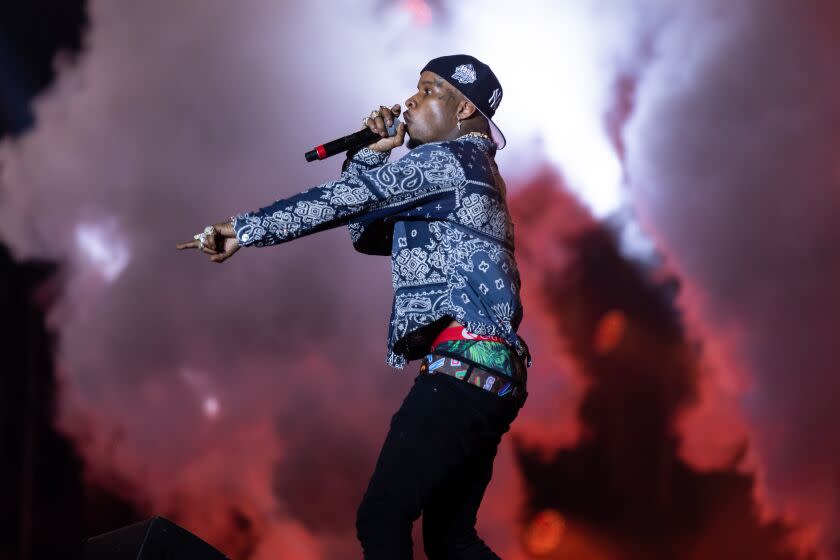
421 54 506 149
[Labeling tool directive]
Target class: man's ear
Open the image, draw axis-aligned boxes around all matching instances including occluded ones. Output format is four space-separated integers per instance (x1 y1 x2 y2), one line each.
456 99 479 120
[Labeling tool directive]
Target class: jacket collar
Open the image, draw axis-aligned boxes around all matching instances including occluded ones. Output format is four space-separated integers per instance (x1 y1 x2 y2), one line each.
458 133 497 156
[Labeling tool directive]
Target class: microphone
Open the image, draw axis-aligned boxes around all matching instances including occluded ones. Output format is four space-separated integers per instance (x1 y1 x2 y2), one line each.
305 118 402 162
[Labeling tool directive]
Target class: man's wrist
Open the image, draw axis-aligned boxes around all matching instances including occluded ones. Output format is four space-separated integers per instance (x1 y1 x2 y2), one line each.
228 214 251 246
219 216 235 237
353 146 390 165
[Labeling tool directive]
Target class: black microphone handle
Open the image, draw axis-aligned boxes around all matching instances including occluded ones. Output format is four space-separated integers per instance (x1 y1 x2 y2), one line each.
305 118 401 162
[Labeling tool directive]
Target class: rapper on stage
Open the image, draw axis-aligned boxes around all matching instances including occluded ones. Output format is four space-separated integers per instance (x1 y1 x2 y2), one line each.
177 54 532 560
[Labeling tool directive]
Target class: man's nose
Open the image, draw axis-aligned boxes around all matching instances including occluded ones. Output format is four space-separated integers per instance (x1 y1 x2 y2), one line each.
405 96 416 109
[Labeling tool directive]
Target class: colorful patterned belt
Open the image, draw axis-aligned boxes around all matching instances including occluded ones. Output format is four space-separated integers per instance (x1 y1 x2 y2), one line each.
430 325 508 347
419 352 528 403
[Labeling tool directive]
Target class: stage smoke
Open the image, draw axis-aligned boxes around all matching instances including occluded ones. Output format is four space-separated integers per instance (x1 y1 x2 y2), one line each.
1 0 837 557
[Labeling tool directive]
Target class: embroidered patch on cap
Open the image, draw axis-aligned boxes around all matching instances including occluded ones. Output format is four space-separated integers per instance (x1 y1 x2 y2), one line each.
489 87 502 110
451 64 477 84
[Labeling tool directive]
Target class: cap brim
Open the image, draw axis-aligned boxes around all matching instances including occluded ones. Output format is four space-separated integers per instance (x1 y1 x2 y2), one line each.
474 106 506 150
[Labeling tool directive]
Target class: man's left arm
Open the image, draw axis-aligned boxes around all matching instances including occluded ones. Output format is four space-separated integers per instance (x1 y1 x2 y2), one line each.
232 142 456 248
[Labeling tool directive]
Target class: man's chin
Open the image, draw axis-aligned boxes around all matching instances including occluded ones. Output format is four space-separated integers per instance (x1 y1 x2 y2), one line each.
407 136 423 149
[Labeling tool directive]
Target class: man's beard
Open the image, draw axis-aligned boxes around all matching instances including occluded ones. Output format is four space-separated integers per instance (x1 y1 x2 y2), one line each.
407 136 423 149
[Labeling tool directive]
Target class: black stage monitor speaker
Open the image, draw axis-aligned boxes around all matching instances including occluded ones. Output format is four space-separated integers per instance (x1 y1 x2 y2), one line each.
84 516 229 559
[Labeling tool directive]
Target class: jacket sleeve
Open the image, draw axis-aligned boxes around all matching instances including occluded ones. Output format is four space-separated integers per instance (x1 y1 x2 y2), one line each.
341 146 390 176
232 143 462 247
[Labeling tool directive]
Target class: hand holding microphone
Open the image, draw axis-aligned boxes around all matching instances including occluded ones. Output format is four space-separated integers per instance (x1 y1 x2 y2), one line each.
305 104 406 161
364 104 406 152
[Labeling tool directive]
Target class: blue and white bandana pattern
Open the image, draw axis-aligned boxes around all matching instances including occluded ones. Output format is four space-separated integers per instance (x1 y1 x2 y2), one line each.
232 135 530 370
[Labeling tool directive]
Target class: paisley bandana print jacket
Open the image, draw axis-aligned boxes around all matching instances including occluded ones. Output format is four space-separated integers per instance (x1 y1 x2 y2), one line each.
232 134 531 371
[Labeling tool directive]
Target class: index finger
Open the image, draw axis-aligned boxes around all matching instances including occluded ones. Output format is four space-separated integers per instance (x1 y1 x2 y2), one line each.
394 122 406 143
176 239 199 250
378 106 393 127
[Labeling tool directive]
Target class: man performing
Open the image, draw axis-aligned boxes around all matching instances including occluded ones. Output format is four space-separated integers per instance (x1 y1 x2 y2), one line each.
176 54 531 559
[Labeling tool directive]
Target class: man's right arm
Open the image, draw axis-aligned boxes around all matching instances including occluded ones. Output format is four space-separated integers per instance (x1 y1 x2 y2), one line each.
341 146 391 177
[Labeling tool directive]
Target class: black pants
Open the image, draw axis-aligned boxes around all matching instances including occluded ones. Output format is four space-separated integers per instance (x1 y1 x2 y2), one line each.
356 367 525 559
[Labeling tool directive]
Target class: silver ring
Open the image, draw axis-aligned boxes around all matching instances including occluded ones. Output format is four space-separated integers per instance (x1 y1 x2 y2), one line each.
199 225 214 250
369 109 378 119
194 226 213 250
